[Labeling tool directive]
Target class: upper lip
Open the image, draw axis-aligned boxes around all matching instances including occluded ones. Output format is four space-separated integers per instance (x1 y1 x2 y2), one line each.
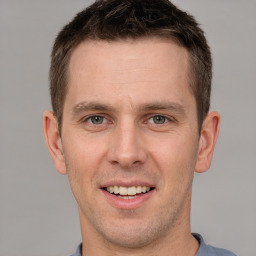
100 180 155 188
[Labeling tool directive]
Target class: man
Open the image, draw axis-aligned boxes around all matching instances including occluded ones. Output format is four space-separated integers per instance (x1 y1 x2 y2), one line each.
43 0 236 255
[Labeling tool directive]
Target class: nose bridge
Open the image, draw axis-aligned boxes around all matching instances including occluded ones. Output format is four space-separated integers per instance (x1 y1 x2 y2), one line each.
107 117 146 167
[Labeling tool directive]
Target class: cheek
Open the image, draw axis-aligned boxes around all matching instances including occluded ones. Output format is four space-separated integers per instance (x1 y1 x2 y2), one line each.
62 135 107 195
148 134 198 181
150 137 197 212
64 132 107 168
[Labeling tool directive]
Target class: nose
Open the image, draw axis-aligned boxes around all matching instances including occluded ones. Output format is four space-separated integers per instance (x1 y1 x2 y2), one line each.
107 120 147 168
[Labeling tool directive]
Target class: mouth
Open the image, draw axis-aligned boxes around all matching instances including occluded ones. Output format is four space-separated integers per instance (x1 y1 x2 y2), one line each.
102 186 155 199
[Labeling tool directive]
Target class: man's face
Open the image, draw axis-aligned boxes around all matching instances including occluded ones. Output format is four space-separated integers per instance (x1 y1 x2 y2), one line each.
60 38 201 247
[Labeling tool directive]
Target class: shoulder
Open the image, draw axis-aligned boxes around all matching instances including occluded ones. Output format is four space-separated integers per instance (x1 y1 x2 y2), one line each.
194 233 237 256
69 243 82 256
205 245 237 256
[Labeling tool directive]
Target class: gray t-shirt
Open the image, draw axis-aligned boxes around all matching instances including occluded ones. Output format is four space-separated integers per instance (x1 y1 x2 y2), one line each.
70 234 237 256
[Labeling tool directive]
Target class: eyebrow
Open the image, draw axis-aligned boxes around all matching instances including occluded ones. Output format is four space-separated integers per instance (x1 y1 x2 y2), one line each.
137 102 186 115
72 101 114 117
72 101 186 118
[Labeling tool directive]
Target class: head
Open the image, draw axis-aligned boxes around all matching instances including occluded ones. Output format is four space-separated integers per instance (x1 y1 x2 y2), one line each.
50 0 212 134
44 0 220 254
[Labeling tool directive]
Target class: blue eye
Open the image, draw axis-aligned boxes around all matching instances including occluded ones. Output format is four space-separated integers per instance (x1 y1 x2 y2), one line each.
149 115 168 124
88 116 106 125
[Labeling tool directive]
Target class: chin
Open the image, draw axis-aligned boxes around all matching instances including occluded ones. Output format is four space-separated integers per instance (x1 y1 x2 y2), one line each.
97 217 171 249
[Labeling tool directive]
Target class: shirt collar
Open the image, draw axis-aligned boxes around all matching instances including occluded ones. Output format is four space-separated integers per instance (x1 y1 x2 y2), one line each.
72 233 208 256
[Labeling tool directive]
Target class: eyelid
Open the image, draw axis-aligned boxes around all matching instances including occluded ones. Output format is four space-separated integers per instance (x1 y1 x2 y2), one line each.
91 116 106 124
146 114 174 124
82 114 110 124
79 113 175 126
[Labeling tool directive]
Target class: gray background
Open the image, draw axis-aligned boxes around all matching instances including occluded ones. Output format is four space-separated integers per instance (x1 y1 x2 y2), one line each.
0 0 255 255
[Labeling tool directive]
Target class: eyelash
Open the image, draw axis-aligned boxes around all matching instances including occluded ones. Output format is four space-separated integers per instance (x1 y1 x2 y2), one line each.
84 115 109 125
83 114 173 126
147 115 171 125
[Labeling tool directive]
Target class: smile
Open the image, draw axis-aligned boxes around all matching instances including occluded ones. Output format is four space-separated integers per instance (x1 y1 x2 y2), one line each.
101 184 155 209
103 186 154 199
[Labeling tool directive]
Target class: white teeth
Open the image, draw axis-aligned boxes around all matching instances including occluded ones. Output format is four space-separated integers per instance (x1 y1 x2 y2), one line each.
109 186 114 193
127 186 136 195
119 186 128 195
136 186 142 193
105 185 151 196
114 186 119 194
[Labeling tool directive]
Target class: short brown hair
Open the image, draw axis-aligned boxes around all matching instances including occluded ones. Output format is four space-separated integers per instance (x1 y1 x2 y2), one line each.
50 0 212 133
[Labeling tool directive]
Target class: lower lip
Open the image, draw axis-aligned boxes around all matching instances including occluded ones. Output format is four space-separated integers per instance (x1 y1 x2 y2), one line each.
101 189 155 210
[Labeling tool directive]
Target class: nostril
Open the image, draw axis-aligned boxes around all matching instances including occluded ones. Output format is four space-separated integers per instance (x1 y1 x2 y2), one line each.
109 158 144 168
133 160 141 165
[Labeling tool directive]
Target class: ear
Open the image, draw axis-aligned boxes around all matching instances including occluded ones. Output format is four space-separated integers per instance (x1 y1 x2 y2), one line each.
43 111 67 174
195 111 220 173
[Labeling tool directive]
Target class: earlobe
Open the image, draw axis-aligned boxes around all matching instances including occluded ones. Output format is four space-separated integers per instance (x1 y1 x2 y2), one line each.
195 111 220 173
43 111 67 175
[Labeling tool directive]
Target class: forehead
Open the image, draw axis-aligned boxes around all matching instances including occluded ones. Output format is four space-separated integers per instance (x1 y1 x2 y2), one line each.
65 38 194 110
69 37 190 79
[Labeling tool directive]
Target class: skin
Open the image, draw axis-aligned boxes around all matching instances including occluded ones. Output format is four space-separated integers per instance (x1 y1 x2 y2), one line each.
43 38 220 256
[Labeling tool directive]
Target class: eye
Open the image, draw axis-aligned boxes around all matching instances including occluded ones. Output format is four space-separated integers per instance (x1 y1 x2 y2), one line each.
87 115 106 125
148 115 169 124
